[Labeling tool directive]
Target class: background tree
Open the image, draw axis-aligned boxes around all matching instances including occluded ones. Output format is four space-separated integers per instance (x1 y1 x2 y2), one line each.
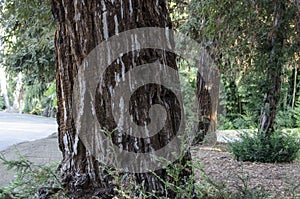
52 0 192 198
169 0 218 145
0 66 10 110
182 0 300 133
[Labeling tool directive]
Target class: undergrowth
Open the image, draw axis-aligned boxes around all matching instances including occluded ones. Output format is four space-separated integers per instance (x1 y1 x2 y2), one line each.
0 155 66 199
0 153 281 199
228 130 300 163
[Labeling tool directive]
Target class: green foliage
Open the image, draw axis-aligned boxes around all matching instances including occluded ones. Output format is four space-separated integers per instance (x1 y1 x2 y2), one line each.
228 131 300 163
22 82 57 115
218 113 257 130
231 113 257 130
43 82 57 109
0 155 64 198
0 0 55 83
168 0 189 29
23 83 46 114
151 160 195 198
218 71 266 130
0 0 55 114
293 97 300 128
218 115 235 130
178 0 300 132
276 108 296 129
179 61 197 128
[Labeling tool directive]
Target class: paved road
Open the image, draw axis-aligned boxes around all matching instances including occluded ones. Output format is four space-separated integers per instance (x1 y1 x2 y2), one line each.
0 111 58 150
0 111 243 150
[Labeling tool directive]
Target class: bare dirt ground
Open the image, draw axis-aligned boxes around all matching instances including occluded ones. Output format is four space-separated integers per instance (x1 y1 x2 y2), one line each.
192 145 300 198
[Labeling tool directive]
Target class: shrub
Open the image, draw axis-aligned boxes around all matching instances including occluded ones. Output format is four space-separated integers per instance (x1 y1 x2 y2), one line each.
228 130 300 163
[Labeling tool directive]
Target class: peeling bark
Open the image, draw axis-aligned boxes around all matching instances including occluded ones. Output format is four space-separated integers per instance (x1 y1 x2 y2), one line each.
52 0 192 198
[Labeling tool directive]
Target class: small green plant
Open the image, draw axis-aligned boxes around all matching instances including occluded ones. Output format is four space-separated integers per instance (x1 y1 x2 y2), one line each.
228 130 300 163
0 155 65 198
231 172 269 199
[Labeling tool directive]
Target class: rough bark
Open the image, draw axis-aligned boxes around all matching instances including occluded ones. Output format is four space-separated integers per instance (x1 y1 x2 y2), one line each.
52 0 192 198
192 73 212 144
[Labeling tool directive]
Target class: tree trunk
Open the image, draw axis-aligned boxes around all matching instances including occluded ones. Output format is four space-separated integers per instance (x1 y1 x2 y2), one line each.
292 66 299 110
51 0 192 198
192 49 220 145
192 71 219 145
183 4 220 145
12 72 23 113
259 2 285 136
0 67 10 111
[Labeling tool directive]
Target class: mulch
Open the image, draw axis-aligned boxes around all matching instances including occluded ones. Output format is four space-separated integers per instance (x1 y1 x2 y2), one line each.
191 145 300 198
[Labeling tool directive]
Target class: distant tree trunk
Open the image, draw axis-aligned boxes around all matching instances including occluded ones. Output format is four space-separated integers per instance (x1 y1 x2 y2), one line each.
12 72 23 113
193 59 219 145
52 0 192 198
183 7 219 145
293 0 300 109
259 2 285 136
292 66 299 110
0 67 10 111
193 73 212 144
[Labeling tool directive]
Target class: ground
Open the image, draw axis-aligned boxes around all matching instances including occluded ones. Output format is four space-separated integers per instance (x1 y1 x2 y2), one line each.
0 112 299 198
0 133 61 186
192 145 300 198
